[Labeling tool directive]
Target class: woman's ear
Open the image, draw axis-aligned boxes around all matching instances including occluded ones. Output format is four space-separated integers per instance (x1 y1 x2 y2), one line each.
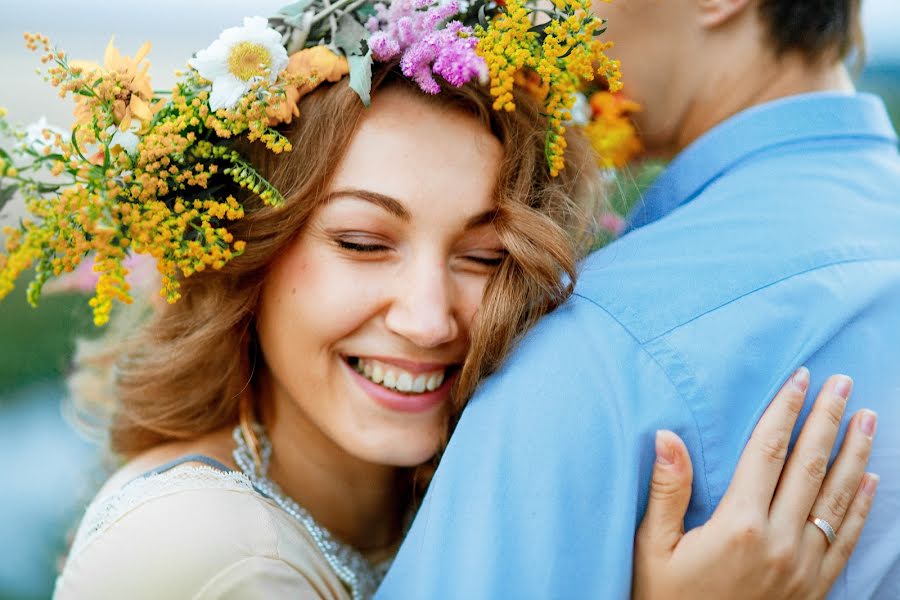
696 0 754 29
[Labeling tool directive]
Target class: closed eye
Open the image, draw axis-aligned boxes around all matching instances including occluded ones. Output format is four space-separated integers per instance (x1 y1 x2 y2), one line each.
464 252 506 267
336 239 390 253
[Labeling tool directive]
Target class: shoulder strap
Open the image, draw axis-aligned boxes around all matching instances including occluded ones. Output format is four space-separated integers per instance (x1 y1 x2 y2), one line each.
139 453 234 478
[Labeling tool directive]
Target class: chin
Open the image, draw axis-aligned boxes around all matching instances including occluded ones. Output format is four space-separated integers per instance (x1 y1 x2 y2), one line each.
347 426 443 468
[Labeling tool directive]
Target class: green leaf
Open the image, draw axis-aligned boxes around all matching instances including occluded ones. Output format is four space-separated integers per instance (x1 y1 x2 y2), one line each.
356 3 377 20
276 0 315 19
0 184 17 212
335 14 369 56
36 182 61 193
348 51 373 107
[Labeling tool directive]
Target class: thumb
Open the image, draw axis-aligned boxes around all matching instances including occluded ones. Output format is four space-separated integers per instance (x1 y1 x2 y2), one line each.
637 430 695 554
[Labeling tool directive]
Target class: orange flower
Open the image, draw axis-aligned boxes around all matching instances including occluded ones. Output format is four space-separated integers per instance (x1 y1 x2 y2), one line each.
269 46 349 125
589 90 640 120
513 68 549 102
585 91 643 168
71 37 155 132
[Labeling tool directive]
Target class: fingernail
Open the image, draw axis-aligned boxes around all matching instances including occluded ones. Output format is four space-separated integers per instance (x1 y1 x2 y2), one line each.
791 366 810 393
833 375 853 400
655 430 675 466
863 473 880 497
858 410 878 438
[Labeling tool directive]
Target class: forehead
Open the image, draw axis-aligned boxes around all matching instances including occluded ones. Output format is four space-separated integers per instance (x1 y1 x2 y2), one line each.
329 88 503 219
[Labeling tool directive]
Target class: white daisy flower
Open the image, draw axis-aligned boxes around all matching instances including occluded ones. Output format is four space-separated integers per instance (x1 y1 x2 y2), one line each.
23 117 67 153
189 16 289 111
107 124 141 155
567 92 592 127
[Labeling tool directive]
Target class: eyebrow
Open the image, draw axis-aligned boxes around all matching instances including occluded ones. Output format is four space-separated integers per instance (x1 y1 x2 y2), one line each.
326 189 410 221
325 188 498 230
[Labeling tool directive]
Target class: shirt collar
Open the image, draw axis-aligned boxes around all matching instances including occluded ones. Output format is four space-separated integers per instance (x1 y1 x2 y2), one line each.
625 92 899 232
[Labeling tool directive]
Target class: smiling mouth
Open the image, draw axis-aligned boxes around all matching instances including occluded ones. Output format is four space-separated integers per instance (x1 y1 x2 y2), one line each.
345 356 455 394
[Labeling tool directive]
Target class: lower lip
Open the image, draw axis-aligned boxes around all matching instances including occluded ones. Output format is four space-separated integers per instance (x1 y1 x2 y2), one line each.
344 360 456 413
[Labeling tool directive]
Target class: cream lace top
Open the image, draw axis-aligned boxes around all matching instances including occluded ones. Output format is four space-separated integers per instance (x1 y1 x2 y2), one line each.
53 462 350 599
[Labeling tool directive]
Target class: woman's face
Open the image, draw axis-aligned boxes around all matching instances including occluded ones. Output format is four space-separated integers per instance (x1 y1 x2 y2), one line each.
257 87 504 467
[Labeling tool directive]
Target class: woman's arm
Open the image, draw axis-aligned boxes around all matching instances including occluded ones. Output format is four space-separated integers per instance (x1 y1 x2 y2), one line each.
634 369 877 599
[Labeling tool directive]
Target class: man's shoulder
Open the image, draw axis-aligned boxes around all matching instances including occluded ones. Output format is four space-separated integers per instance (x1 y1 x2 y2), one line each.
577 156 900 343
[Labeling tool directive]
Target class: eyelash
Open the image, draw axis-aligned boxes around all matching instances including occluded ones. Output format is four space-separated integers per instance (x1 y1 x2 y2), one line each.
336 239 505 266
466 255 505 267
337 240 389 253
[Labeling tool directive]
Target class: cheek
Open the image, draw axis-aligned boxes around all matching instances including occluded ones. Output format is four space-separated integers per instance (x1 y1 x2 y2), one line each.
261 242 381 356
454 273 493 334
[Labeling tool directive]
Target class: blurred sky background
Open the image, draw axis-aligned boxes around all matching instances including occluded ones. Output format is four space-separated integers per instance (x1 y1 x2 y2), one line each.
1 0 899 126
0 2 898 599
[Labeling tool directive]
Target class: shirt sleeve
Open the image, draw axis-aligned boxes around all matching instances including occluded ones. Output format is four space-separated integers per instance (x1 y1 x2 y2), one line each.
54 485 331 600
376 295 706 599
196 555 324 599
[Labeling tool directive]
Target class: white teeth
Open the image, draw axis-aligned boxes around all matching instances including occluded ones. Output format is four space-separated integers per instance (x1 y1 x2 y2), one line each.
426 372 444 391
396 372 413 392
382 371 397 389
353 357 447 395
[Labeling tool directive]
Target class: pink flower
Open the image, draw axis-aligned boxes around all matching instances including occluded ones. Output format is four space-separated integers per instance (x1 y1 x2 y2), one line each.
368 0 485 94
599 212 626 236
44 253 161 297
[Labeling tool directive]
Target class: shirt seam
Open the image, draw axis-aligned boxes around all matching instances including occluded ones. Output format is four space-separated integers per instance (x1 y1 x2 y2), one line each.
192 555 309 599
569 293 713 509
576 254 900 513
644 255 900 343
682 134 897 209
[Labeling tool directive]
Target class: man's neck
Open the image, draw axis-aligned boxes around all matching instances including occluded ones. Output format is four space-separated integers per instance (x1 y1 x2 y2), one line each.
673 55 854 155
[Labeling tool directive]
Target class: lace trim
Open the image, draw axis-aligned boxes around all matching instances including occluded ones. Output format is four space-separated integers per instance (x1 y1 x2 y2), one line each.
232 425 391 600
69 465 255 558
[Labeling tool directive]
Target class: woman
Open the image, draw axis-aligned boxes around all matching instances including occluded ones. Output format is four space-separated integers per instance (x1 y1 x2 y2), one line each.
0 10 876 600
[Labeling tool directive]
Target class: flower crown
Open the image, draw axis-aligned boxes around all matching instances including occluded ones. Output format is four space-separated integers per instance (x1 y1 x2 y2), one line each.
0 0 640 326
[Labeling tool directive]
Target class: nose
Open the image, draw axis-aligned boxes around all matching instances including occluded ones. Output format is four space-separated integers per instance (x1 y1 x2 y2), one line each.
384 257 459 349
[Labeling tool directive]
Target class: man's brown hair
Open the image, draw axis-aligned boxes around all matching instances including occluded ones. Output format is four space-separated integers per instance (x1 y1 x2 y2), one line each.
758 0 863 62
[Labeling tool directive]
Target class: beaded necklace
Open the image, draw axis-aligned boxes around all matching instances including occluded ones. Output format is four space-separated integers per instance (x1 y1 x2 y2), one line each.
232 425 391 600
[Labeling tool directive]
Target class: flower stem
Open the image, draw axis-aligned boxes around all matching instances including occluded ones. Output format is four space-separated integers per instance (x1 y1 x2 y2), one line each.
310 0 359 26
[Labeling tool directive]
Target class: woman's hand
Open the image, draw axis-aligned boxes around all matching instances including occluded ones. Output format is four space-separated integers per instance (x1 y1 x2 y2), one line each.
633 369 879 600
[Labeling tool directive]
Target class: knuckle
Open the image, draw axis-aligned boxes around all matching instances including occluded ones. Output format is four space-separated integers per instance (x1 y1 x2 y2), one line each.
822 398 847 429
766 543 798 576
852 440 872 463
802 451 829 482
755 432 789 464
728 518 766 549
784 390 806 416
787 576 813 599
649 471 682 501
823 485 854 519
854 490 875 520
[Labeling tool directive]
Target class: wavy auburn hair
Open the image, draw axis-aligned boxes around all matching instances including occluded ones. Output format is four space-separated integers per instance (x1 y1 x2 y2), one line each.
82 66 604 456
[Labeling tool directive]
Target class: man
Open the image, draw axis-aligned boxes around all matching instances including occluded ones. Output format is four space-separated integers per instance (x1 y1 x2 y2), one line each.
377 0 899 598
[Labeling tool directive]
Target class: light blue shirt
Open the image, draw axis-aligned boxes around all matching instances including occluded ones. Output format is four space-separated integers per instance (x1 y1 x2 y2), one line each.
376 92 900 599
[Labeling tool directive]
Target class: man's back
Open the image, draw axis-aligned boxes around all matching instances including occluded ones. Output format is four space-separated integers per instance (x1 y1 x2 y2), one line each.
376 93 900 599
582 92 900 596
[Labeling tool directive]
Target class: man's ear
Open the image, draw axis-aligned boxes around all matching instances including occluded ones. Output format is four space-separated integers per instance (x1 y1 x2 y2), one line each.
696 0 754 28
